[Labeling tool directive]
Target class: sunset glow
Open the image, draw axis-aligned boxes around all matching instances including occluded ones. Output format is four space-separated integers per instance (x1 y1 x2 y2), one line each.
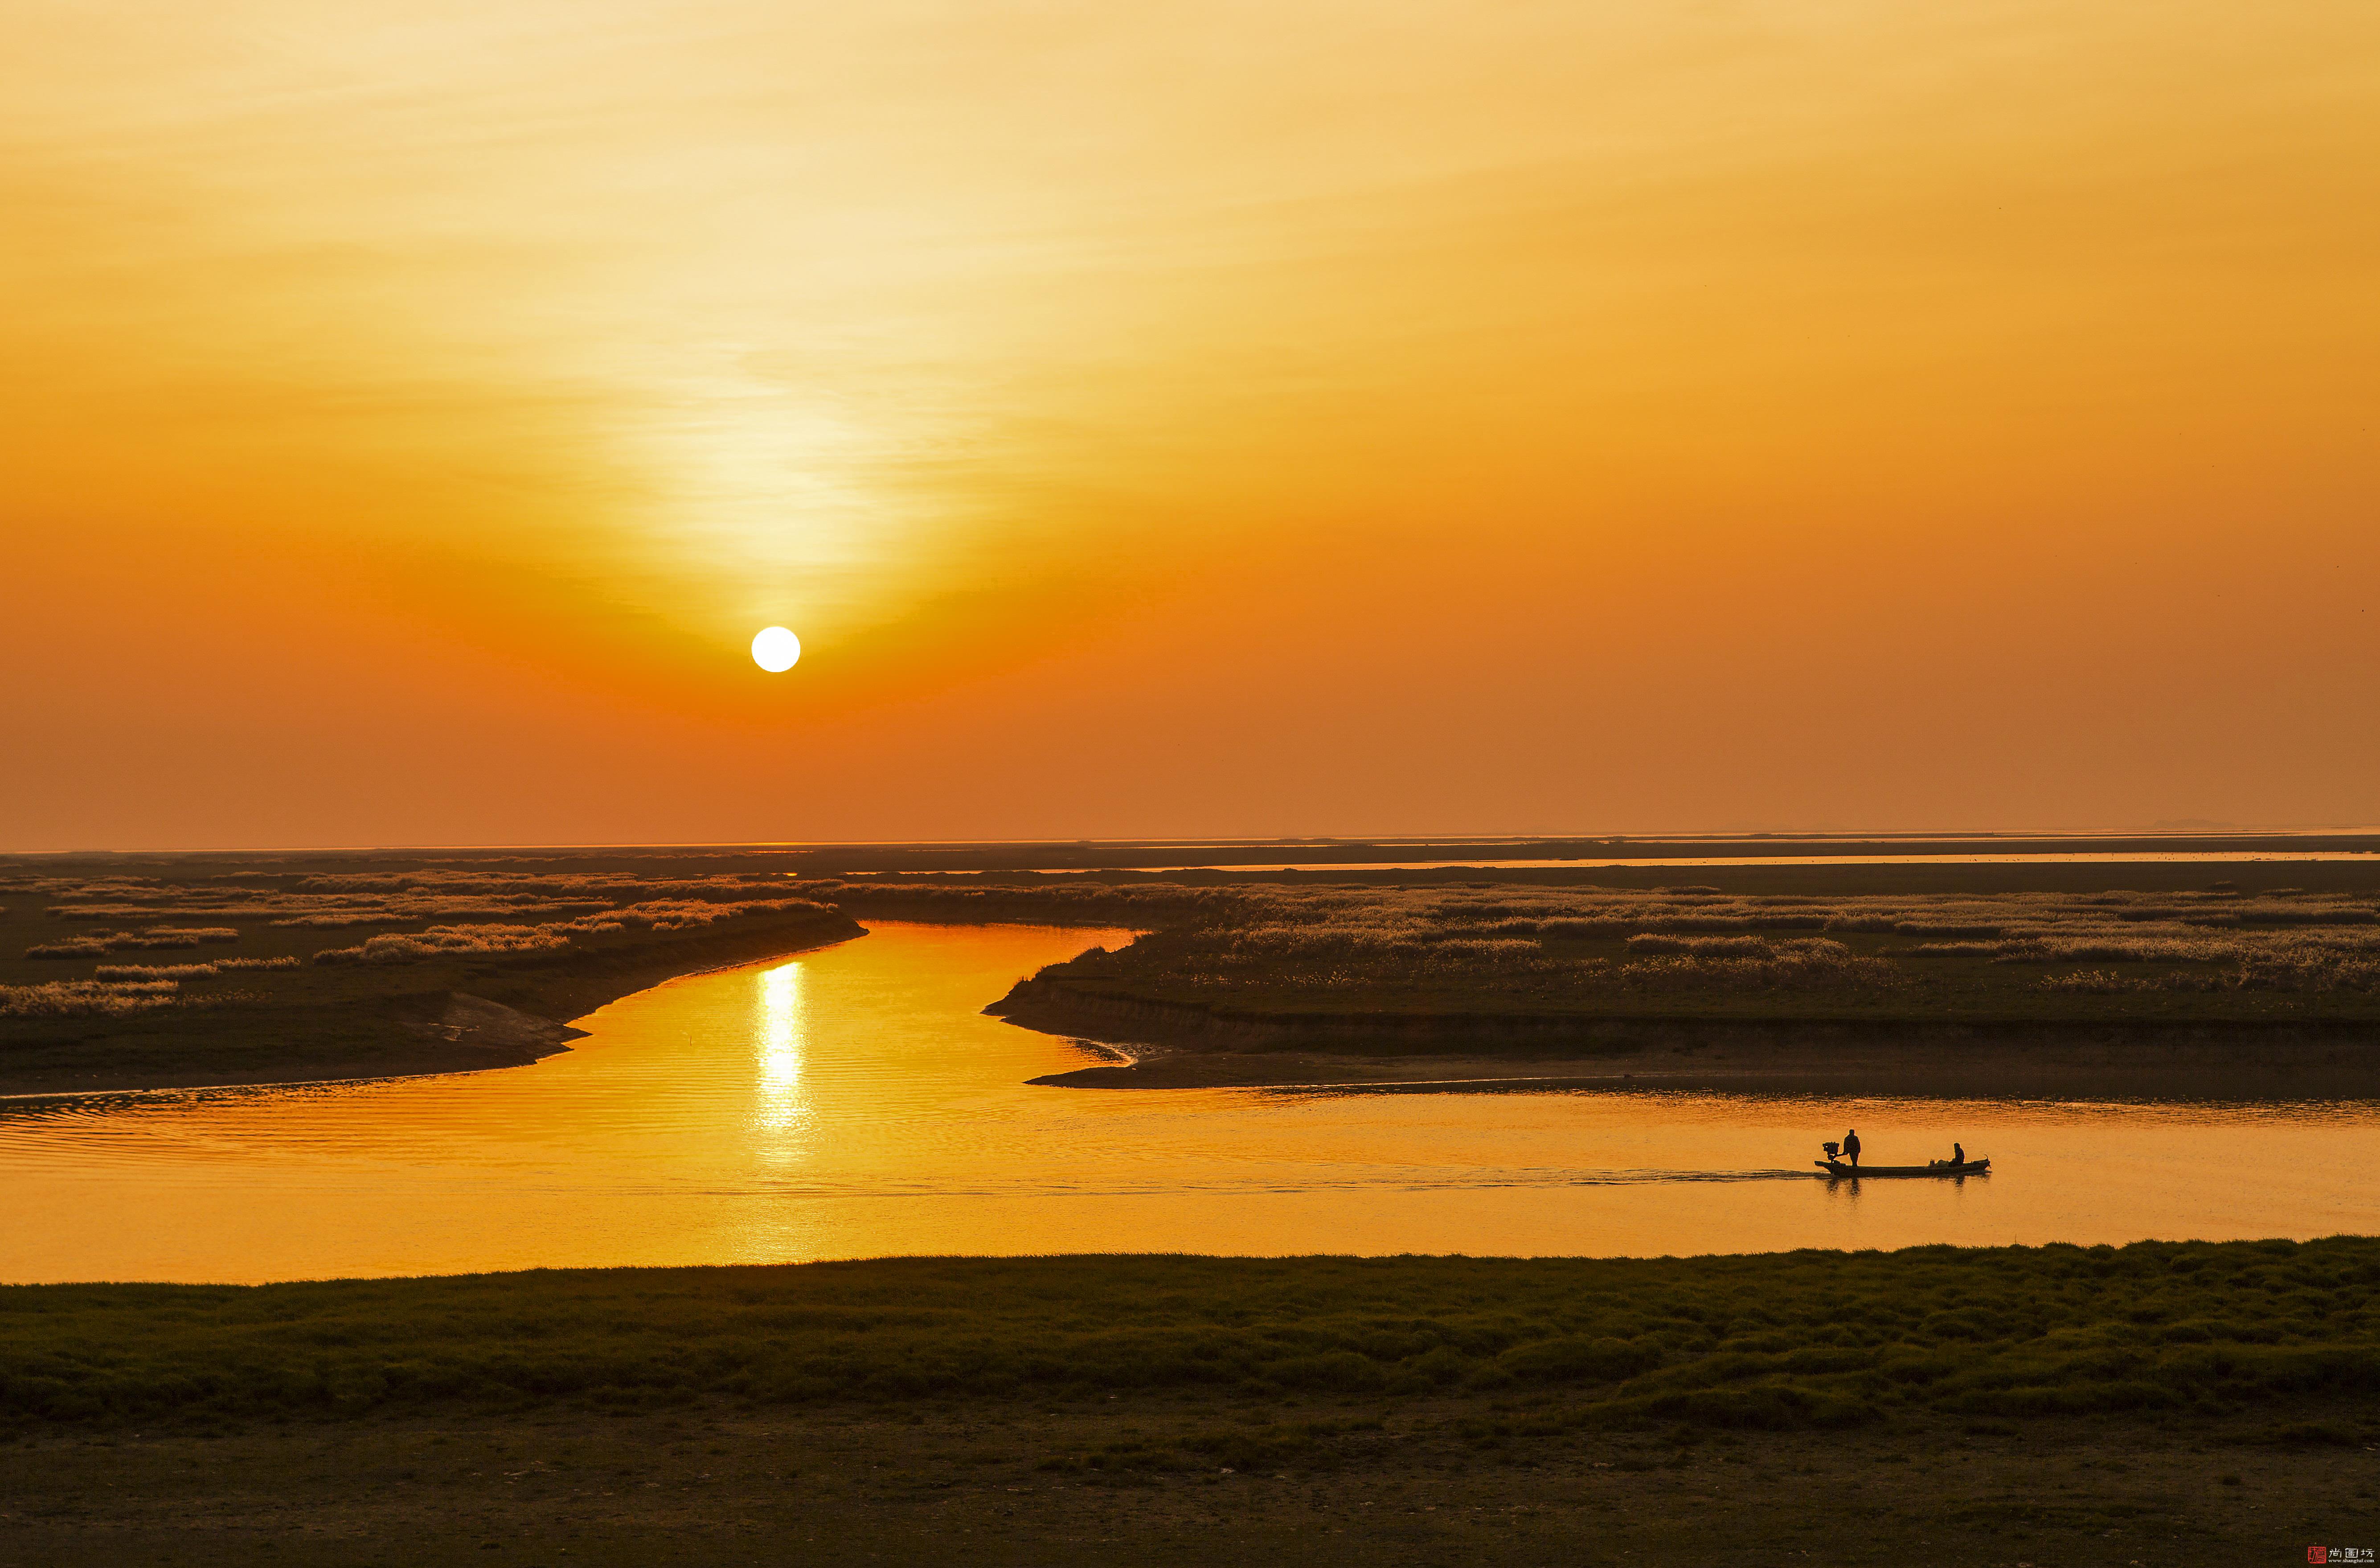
8 0 2377 847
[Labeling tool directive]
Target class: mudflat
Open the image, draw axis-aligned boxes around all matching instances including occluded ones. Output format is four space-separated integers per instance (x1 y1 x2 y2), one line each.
1024 1034 2380 1099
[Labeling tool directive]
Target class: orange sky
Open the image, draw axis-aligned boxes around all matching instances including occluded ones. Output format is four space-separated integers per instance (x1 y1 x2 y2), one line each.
6 1 2377 849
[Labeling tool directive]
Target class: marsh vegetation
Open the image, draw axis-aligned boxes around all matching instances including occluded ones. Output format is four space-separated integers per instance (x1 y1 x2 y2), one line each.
0 855 858 1092
964 884 2380 1047
4 1243 2376 1565
12 849 2380 1092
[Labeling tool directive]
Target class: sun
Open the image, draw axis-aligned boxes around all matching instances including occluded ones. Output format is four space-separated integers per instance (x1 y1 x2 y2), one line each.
750 626 801 672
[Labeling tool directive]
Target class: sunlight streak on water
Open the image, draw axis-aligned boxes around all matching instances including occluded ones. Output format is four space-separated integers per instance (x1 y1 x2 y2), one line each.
753 959 807 1138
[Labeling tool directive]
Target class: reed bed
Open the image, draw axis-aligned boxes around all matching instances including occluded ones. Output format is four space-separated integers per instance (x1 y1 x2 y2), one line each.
934 884 2380 1001
0 979 181 1018
89 957 300 981
24 927 242 960
8 866 838 971
39 868 807 928
310 898 833 964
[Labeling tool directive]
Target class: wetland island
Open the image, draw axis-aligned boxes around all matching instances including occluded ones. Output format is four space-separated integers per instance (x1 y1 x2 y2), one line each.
6 840 2380 1564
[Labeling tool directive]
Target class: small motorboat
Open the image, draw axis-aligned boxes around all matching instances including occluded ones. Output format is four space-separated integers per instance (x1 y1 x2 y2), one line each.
1815 1157 1989 1178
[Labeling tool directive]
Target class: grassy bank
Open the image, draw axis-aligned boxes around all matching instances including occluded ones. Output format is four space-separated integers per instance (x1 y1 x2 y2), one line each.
6 1244 2378 1565
7 1240 2377 1430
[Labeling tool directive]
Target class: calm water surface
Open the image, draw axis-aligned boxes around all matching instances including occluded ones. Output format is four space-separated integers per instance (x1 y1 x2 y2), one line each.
4 922 2376 1282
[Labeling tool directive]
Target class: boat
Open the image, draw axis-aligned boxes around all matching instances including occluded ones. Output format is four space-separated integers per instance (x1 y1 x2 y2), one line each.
1815 1158 1989 1178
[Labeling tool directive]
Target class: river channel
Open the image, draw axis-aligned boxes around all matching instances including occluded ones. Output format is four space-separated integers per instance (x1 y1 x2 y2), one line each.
3 922 2374 1282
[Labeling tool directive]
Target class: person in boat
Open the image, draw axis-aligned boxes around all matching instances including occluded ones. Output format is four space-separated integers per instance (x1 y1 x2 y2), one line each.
1950 1142 1966 1167
1841 1128 1860 1168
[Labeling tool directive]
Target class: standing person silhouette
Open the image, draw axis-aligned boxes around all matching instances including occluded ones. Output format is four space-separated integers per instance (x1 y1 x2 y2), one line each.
1842 1128 1861 1168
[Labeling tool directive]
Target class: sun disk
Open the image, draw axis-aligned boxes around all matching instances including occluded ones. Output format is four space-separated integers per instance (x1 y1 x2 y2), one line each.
750 626 801 672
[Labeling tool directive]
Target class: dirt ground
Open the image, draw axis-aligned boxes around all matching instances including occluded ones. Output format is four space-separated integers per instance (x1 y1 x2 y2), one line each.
3 1394 2373 1567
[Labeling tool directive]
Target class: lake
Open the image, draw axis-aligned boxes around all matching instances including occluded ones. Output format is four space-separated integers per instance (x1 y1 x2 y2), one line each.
2 921 2373 1282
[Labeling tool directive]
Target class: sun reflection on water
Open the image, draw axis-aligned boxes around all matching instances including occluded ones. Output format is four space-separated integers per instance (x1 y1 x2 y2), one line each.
754 959 809 1137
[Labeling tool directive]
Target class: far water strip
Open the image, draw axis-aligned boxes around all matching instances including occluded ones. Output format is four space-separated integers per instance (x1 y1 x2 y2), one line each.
2 922 2375 1282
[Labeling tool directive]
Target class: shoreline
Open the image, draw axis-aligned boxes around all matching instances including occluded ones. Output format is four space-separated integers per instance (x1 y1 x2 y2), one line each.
1025 1044 2380 1099
1002 986 2380 1100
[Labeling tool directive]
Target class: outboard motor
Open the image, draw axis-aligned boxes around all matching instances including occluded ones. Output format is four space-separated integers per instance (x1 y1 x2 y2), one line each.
1821 1141 1842 1160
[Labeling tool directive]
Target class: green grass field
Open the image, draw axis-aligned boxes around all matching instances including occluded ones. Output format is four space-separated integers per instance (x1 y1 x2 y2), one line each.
4 1243 2378 1566
8 1240 2377 1430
